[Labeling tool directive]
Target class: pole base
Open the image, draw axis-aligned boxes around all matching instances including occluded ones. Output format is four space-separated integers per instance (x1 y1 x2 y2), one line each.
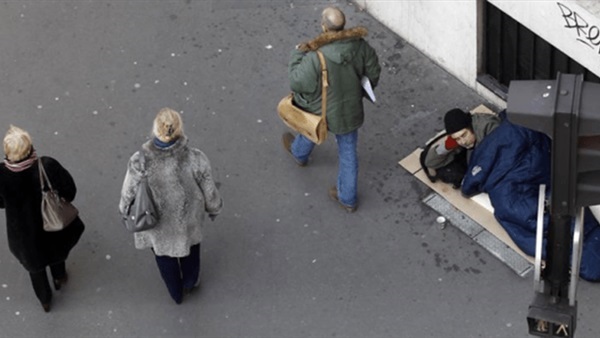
527 293 577 337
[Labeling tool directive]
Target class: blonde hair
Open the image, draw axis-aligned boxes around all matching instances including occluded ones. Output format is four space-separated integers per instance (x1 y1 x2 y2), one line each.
152 108 183 143
3 125 32 162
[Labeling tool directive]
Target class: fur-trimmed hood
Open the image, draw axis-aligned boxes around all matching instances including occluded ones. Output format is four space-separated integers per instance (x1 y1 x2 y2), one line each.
298 26 368 52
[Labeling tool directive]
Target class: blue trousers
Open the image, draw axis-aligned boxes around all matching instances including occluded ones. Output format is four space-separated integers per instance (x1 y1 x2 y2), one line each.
291 130 359 207
154 243 200 304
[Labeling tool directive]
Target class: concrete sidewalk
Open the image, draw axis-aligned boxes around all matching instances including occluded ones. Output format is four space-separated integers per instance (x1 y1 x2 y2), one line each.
0 1 598 337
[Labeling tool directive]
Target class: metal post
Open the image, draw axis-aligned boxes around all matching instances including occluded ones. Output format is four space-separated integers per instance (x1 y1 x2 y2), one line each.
521 73 583 337
545 74 581 300
569 208 585 307
534 184 546 293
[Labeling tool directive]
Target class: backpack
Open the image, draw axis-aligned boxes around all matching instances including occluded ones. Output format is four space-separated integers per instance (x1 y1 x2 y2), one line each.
419 132 468 189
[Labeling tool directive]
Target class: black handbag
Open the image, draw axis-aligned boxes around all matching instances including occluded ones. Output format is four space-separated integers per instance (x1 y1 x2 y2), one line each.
419 132 468 189
122 150 158 232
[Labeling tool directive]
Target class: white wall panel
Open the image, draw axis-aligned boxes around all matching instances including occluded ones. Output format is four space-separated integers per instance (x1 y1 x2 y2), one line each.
360 0 600 105
361 1 480 90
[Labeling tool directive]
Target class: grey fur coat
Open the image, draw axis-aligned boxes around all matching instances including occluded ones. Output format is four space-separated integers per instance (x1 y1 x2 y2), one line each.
119 136 222 257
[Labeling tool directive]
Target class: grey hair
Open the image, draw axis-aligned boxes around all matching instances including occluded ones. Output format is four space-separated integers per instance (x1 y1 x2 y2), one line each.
321 7 345 32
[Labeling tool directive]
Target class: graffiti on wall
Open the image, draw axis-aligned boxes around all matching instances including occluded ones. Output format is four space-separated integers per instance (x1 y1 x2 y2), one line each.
557 2 600 54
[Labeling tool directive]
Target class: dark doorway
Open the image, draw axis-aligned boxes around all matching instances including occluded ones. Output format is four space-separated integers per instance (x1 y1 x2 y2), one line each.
480 1 600 100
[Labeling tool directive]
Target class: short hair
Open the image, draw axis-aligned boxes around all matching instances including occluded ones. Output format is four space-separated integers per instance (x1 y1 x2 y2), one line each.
153 108 184 143
3 125 32 162
321 7 345 32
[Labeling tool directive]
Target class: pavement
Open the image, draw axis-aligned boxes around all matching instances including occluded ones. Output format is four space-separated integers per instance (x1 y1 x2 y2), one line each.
0 1 598 337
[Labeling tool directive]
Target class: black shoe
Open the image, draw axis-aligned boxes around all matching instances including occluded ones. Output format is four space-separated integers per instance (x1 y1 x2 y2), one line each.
282 132 307 167
328 186 357 213
42 302 51 313
183 282 200 296
53 273 68 291
183 287 194 296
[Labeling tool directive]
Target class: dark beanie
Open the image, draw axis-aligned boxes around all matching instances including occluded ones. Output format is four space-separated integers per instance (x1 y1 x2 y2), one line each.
444 109 472 134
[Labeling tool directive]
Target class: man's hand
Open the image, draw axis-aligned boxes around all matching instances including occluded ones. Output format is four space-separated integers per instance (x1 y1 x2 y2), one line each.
444 136 459 150
435 136 459 155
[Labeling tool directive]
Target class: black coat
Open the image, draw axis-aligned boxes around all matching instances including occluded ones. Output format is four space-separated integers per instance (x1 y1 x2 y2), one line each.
0 156 84 272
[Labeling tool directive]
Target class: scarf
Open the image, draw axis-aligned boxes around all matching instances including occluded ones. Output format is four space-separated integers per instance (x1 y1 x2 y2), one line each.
153 137 177 149
4 148 38 173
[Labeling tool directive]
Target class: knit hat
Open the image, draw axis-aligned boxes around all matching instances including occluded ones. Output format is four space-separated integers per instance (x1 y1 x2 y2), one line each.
444 109 472 134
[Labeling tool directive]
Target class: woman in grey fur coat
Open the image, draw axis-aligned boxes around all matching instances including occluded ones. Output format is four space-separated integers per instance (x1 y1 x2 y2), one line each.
119 108 222 304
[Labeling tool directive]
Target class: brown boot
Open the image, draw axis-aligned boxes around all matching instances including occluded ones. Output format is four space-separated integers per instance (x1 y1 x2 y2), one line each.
328 186 357 213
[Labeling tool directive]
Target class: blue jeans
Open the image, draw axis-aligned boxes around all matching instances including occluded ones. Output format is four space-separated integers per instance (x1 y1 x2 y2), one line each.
291 130 358 206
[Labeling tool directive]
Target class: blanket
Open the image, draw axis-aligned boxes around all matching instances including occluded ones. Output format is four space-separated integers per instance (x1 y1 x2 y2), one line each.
462 116 600 281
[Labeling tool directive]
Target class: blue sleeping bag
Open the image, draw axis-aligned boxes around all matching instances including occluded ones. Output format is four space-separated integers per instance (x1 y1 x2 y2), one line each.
461 117 600 281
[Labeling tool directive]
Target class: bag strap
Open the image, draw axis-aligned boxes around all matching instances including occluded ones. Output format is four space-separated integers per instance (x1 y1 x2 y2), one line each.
38 158 53 191
138 149 148 176
419 132 449 183
316 50 328 121
139 150 146 171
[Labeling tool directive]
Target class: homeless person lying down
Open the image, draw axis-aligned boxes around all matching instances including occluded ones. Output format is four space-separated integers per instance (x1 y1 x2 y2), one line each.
423 108 600 281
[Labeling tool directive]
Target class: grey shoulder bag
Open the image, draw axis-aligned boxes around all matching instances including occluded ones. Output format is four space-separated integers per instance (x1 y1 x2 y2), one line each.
39 158 79 232
122 150 158 232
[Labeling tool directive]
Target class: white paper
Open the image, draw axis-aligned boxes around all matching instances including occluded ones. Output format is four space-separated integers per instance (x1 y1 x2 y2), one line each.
471 193 495 213
361 76 376 103
590 205 600 223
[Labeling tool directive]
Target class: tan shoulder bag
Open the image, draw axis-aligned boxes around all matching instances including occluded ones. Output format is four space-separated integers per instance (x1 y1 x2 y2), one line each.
277 50 329 145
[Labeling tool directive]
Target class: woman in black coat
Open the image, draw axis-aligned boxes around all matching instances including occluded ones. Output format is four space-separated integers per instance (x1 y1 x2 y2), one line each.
0 125 84 312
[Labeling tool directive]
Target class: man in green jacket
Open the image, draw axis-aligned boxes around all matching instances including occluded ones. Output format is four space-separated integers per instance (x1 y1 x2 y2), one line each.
282 6 381 212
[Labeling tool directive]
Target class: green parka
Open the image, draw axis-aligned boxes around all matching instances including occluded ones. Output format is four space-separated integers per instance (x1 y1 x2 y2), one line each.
289 27 381 135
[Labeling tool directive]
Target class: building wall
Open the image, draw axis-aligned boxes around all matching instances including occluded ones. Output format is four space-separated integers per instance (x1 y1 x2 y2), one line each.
489 0 600 76
357 0 600 107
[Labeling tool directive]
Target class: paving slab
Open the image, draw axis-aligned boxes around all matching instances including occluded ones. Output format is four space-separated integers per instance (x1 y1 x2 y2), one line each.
0 1 598 337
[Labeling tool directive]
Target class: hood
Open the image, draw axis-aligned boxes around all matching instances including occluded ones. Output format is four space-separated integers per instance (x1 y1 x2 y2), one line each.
298 26 368 64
